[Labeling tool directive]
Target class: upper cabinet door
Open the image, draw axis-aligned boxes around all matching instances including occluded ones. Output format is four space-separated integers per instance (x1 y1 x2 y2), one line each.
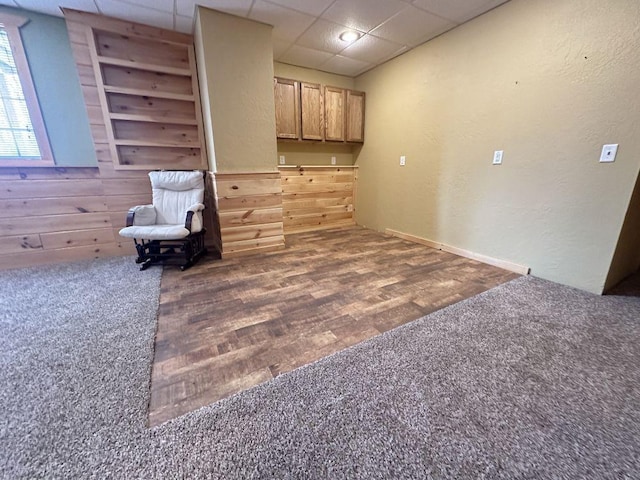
324 86 345 142
300 82 323 140
274 77 300 139
346 90 365 143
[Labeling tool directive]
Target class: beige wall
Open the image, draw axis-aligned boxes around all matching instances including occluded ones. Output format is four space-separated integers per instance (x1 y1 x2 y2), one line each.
274 62 357 167
195 8 277 173
354 0 640 294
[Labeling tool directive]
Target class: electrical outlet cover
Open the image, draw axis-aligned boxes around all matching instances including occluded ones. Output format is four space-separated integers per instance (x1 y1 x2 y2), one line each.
600 144 618 163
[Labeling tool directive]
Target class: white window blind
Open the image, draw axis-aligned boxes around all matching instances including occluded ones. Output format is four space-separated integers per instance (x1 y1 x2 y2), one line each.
0 27 41 159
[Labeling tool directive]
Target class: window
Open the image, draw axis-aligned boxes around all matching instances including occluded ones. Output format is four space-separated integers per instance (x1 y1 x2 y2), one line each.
0 13 52 166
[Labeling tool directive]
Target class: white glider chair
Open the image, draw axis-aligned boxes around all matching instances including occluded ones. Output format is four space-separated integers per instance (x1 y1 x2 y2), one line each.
119 170 208 271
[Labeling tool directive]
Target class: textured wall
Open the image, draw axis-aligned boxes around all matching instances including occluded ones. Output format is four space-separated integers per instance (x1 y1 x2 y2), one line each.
195 8 276 173
354 0 640 294
273 62 357 167
0 6 95 166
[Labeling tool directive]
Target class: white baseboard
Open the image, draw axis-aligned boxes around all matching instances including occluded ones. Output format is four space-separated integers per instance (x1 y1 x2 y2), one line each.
385 228 530 276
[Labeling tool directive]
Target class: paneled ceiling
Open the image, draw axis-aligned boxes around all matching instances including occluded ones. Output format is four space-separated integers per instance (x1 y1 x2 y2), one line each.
0 0 509 77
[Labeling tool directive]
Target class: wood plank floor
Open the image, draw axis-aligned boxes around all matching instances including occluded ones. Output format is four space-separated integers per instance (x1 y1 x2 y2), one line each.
149 226 520 426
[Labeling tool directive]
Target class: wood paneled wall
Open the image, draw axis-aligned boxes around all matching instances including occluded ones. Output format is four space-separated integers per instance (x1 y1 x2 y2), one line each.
279 166 357 234
214 172 284 257
0 166 132 270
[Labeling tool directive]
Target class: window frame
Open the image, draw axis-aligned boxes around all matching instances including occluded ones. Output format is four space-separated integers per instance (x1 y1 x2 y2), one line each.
0 12 53 167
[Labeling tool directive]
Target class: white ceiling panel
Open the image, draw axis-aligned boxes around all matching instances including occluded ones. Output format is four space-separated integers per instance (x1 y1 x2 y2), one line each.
279 44 335 69
174 14 193 33
322 0 407 33
371 4 454 46
4 0 512 77
272 37 293 60
263 0 335 17
176 0 253 18
319 54 372 77
113 0 173 14
296 18 357 55
340 33 403 64
12 0 100 17
412 0 503 24
249 0 316 42
96 0 174 29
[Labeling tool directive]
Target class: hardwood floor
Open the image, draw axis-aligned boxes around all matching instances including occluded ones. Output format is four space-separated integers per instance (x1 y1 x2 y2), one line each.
149 226 520 426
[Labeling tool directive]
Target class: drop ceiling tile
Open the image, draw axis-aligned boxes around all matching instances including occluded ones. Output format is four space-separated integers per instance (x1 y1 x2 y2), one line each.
95 0 174 29
109 0 174 14
371 5 455 46
272 38 293 60
339 33 403 64
322 0 407 33
296 18 359 54
174 14 194 34
263 0 335 17
12 0 99 17
176 0 254 18
249 0 316 42
279 44 335 69
319 55 372 77
412 0 501 24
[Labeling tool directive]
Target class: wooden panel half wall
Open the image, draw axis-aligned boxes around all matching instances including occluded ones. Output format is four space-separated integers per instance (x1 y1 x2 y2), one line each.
214 172 285 257
0 166 132 270
279 165 357 234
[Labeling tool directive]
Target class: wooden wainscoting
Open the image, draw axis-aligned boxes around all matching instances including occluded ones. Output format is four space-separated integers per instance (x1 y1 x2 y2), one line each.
279 165 357 234
0 167 132 270
213 172 285 257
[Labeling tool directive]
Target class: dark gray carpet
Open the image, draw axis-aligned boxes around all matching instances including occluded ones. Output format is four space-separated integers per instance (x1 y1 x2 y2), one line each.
2 257 640 479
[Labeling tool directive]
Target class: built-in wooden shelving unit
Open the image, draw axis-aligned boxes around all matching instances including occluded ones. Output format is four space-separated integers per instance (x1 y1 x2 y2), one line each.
68 12 207 171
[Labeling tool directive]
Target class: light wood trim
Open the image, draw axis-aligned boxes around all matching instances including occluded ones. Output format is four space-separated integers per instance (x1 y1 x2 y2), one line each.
103 85 195 102
188 45 208 169
278 165 358 169
96 55 191 76
0 13 54 166
108 113 198 126
113 139 201 148
385 228 530 275
86 24 120 172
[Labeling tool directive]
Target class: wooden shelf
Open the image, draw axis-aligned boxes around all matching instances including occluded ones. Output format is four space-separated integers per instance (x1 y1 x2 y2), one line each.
114 139 200 148
109 112 197 126
103 85 194 102
96 55 192 76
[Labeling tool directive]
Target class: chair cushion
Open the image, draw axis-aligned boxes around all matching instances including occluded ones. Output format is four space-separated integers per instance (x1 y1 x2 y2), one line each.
119 224 190 240
149 171 203 191
149 171 205 226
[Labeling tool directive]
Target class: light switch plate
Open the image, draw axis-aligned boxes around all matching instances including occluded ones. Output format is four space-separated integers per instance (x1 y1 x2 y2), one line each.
493 150 503 165
600 144 618 163
331 156 336 165
279 155 285 165
400 155 406 166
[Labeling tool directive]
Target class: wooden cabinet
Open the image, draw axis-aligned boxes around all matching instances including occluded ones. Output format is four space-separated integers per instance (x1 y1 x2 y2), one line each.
274 77 364 143
324 86 345 142
274 77 299 139
300 82 323 140
346 90 365 143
